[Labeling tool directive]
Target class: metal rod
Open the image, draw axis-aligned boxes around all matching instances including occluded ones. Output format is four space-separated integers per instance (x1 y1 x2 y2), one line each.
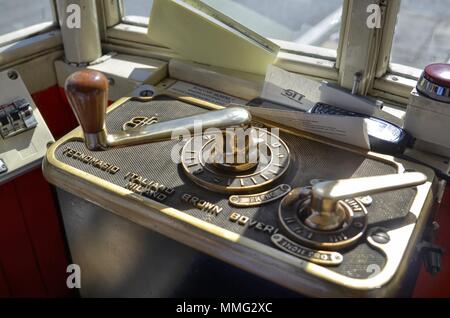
107 107 252 148
352 71 363 95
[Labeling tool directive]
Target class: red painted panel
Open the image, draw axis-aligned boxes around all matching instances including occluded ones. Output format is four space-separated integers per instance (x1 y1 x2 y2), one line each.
0 181 46 297
14 169 73 298
31 86 77 139
0 263 11 297
0 86 76 298
414 186 450 297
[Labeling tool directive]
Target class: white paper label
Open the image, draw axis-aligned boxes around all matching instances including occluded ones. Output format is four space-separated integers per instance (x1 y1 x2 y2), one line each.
261 65 320 111
167 81 247 106
243 106 370 150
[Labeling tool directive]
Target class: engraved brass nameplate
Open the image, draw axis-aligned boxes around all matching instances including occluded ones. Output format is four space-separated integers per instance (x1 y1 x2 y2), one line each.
62 147 120 174
122 116 158 130
181 193 223 216
271 234 343 265
229 184 291 207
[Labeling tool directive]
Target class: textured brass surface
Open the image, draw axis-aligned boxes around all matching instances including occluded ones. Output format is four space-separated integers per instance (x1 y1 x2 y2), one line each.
43 92 436 297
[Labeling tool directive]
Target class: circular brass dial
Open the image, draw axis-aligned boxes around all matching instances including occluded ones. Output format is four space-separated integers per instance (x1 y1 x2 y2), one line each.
181 128 290 193
278 187 368 250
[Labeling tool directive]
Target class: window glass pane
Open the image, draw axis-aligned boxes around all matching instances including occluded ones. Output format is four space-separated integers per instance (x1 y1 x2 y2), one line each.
0 0 54 37
123 0 153 21
202 0 343 49
123 0 343 50
391 0 450 70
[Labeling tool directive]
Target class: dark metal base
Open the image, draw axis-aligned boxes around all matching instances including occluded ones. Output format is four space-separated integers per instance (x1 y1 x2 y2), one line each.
56 188 300 297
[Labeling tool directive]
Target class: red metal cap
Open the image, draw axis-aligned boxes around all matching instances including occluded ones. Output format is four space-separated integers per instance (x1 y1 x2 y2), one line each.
423 63 450 88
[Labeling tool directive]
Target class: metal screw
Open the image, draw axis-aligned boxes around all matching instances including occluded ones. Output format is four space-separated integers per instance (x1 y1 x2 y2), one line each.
7 70 18 80
357 195 373 207
230 196 239 203
371 229 390 244
432 221 440 232
140 90 154 97
352 71 363 95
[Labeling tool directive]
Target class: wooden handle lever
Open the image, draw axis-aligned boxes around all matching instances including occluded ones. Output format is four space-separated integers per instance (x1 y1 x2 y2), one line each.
65 69 108 134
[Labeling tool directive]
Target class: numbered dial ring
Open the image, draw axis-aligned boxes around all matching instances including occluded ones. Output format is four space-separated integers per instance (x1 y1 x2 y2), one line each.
181 128 290 193
278 187 368 250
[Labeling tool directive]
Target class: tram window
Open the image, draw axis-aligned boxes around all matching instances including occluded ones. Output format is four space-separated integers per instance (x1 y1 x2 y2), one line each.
390 0 450 70
122 0 154 24
122 0 344 51
0 0 55 38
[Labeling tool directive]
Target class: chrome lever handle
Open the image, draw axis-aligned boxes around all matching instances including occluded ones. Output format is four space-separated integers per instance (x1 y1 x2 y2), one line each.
311 172 427 213
65 70 252 151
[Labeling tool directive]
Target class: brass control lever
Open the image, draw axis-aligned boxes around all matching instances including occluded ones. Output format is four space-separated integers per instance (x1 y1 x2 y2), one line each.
65 70 253 151
306 172 427 230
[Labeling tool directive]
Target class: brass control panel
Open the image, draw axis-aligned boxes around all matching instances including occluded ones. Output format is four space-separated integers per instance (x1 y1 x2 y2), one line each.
43 71 437 297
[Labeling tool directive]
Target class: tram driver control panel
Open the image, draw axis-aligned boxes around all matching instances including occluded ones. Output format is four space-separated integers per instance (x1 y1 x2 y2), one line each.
43 70 438 297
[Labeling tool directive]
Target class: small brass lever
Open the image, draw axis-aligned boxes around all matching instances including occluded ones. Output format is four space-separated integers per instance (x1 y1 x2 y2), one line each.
306 172 427 230
311 172 427 213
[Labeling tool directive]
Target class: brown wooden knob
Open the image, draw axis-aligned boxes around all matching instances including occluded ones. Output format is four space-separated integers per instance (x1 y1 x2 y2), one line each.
65 70 108 134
